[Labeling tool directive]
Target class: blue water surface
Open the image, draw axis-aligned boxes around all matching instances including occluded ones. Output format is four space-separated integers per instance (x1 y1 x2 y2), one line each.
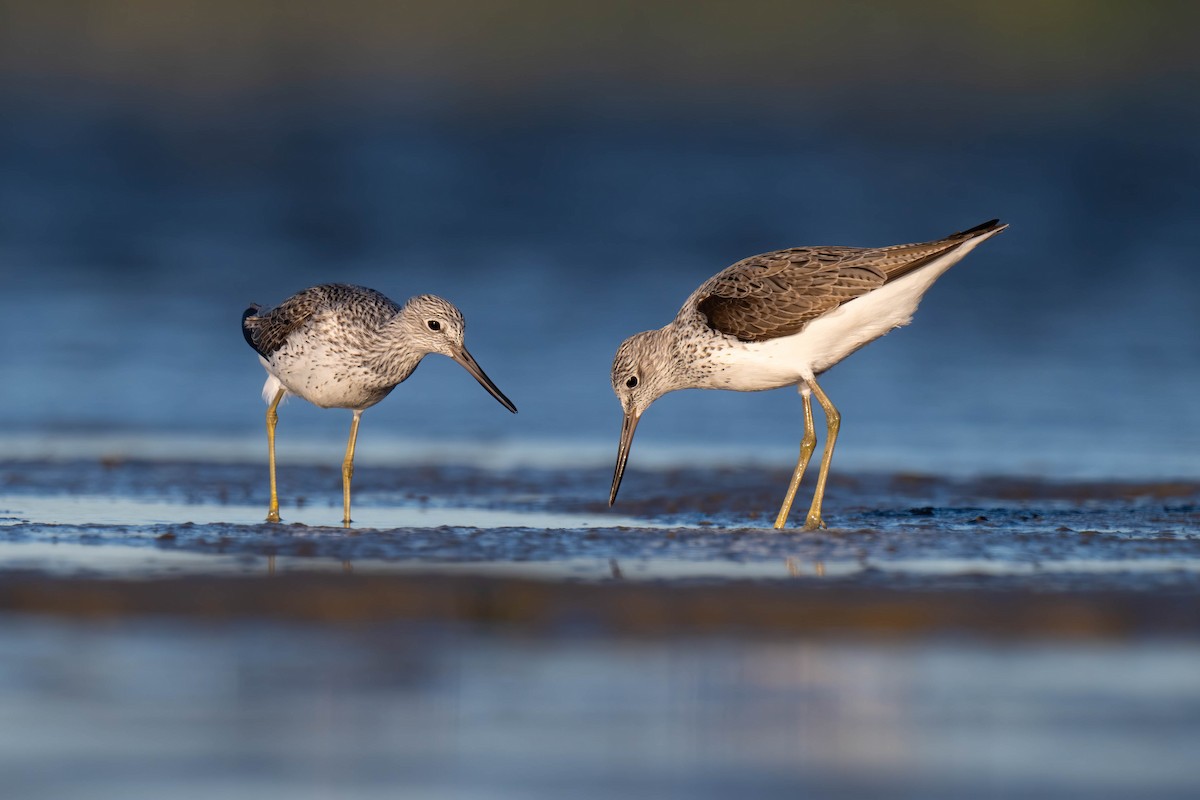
2 101 1198 477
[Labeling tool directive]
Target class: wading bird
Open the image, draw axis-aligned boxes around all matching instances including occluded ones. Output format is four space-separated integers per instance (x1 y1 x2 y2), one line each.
608 220 1006 530
242 284 517 525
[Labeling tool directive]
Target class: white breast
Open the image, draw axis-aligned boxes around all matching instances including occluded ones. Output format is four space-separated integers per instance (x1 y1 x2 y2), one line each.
705 231 998 391
261 338 392 410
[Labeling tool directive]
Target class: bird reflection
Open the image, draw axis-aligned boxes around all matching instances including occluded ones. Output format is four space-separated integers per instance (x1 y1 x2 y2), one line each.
785 557 826 577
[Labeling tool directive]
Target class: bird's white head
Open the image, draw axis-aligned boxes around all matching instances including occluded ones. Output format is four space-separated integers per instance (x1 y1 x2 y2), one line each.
398 294 467 357
609 328 680 505
610 329 680 419
394 294 517 414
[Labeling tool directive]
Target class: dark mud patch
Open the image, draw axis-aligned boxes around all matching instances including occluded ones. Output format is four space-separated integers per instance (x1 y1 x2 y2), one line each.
2 573 1199 640
3 457 1199 519
2 458 1199 598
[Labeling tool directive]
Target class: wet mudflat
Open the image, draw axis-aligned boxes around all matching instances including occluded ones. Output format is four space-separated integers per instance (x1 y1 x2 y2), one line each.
2 458 1199 593
2 457 1199 799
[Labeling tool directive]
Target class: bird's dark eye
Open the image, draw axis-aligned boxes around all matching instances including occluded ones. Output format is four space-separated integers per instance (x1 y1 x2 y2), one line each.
427 320 442 331
625 376 638 389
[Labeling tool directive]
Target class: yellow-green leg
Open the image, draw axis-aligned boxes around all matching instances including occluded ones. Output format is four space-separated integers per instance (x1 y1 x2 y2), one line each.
342 410 363 527
773 388 817 529
266 387 285 523
804 376 841 531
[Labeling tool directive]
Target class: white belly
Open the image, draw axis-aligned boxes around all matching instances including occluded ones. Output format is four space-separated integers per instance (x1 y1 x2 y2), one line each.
260 340 394 410
706 232 994 391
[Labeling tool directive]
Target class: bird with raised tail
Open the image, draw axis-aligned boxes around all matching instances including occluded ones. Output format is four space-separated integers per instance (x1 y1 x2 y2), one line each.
608 219 1007 530
242 284 517 526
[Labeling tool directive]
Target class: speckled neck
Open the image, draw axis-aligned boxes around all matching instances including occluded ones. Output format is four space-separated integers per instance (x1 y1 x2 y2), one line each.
364 326 427 387
664 320 735 390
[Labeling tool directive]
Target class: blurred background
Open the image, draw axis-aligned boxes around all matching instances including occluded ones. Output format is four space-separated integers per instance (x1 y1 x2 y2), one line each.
4 6 1200 800
2 0 1199 477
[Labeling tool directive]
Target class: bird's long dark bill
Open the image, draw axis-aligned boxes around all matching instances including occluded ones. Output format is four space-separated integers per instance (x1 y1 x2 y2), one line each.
608 411 640 506
452 348 518 413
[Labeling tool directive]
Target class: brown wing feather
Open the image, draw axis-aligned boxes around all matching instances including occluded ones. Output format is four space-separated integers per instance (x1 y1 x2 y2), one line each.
695 220 1003 342
695 248 886 342
242 289 327 357
242 284 400 357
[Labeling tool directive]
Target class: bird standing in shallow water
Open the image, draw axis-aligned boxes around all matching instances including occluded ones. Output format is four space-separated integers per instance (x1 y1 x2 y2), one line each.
242 284 517 526
608 220 1007 530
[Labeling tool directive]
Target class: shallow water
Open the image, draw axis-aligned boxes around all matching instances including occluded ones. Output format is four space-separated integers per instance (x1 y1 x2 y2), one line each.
0 493 662 531
5 27 1200 799
2 498 1200 586
3 106 1200 481
4 95 1200 800
1 459 1198 590
1 617 1198 800
2 451 1199 799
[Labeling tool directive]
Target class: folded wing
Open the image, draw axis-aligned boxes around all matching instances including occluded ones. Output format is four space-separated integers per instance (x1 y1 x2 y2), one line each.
694 220 1001 342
